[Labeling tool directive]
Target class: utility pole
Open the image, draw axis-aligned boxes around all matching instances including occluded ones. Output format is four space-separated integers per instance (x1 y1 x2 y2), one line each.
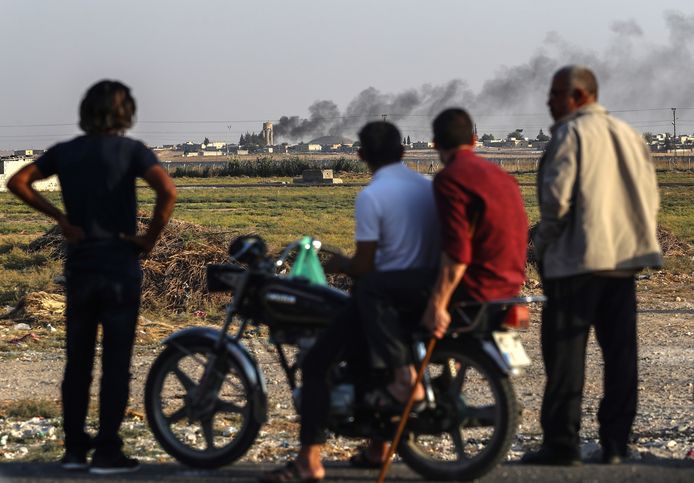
227 124 233 155
382 114 387 122
671 108 677 141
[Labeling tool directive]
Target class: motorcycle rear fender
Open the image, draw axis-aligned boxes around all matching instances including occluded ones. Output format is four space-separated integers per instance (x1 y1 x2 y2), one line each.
162 327 268 423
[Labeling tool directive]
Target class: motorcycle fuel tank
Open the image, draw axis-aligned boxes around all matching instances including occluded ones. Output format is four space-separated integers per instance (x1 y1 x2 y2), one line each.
259 277 348 327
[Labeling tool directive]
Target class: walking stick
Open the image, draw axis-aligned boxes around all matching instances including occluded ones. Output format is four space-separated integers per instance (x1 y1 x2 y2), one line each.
376 337 437 483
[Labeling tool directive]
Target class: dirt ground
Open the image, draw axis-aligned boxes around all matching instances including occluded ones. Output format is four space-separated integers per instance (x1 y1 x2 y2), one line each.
0 269 692 466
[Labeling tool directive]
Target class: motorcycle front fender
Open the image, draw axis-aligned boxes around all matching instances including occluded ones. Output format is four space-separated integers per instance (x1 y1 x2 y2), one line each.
162 327 268 424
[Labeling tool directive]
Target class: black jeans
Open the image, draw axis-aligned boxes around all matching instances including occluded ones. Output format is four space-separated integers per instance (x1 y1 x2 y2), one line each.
355 269 439 369
62 270 141 457
299 301 369 446
540 274 637 456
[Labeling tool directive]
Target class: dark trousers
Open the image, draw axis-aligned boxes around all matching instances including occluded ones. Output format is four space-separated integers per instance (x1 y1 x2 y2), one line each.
540 274 637 456
355 268 438 369
62 270 141 456
299 302 369 445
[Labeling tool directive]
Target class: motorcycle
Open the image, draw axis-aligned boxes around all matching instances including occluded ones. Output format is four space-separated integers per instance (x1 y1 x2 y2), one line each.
144 235 543 481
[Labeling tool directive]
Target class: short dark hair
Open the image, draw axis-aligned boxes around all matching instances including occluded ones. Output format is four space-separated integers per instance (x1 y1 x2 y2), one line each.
555 65 599 99
358 121 403 166
432 108 474 150
79 80 136 134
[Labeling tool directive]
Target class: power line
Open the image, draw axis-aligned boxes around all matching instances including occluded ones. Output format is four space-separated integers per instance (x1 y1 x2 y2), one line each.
4 107 694 130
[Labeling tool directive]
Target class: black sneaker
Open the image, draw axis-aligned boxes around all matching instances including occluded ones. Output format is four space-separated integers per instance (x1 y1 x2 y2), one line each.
89 452 140 475
60 451 88 471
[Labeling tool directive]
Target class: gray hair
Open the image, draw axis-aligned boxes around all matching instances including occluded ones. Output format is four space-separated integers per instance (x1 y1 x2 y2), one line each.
555 65 599 99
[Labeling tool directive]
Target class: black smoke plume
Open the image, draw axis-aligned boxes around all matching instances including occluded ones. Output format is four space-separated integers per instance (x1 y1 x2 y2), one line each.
273 11 694 141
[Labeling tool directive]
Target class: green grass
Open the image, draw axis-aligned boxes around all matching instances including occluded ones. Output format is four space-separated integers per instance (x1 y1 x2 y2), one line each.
0 171 690 313
658 185 694 245
139 185 361 250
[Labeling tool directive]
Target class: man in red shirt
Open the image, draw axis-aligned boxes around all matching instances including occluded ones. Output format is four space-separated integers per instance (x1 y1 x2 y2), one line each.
423 108 528 338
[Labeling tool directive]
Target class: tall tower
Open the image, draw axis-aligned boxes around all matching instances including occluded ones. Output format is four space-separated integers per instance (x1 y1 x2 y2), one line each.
261 122 274 146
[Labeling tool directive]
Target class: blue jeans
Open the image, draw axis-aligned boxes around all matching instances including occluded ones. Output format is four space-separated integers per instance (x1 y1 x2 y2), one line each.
62 269 141 457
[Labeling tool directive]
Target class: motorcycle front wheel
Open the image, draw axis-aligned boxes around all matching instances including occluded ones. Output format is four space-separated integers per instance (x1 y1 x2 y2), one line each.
398 340 518 481
144 339 263 468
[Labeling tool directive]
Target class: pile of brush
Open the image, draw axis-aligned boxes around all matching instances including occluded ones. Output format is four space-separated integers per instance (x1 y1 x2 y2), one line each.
26 216 353 313
27 216 233 312
526 224 690 269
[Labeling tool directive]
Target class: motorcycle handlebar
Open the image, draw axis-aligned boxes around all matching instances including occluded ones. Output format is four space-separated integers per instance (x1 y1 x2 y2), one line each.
274 241 302 268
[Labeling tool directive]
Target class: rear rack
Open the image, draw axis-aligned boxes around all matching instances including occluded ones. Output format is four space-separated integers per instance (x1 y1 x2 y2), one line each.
451 295 546 334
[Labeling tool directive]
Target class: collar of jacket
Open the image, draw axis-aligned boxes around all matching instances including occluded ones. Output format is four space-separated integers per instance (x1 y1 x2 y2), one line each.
550 102 607 134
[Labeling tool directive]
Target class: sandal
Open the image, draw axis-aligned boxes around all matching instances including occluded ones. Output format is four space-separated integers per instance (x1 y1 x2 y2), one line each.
349 448 382 469
257 461 322 483
364 387 426 414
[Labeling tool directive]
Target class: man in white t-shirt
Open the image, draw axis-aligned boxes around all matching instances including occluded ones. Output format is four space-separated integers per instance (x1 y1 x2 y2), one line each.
260 122 440 482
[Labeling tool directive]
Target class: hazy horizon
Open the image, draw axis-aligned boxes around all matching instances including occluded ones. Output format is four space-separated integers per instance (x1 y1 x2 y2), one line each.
1 0 693 149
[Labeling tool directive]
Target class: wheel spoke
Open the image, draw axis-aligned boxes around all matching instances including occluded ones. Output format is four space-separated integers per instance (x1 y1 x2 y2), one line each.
173 365 197 392
450 429 467 461
451 360 469 394
166 405 189 425
217 399 244 414
201 418 216 450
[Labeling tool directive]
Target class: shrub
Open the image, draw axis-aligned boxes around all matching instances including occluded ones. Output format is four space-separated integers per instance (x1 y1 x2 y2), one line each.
169 157 367 178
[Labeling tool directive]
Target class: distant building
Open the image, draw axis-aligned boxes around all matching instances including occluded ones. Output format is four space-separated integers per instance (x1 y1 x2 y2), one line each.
291 143 322 153
274 144 289 154
177 142 202 152
482 139 504 148
502 139 530 148
207 141 227 150
308 135 354 147
0 158 59 192
411 141 434 149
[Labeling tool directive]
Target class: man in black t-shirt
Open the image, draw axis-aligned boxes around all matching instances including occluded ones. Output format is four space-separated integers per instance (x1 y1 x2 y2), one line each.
7 80 176 474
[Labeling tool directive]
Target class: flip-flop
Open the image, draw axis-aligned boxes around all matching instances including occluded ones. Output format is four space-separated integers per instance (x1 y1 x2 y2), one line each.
364 387 426 414
349 449 382 469
257 461 322 483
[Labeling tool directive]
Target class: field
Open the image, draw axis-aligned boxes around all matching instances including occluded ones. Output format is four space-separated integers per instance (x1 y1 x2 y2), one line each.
0 170 692 312
0 169 691 465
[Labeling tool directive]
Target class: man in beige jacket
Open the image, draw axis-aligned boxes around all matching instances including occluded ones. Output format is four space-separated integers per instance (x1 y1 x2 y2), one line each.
522 65 662 466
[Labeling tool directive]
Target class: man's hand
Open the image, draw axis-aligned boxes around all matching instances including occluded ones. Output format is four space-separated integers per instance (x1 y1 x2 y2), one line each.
423 301 452 339
423 253 468 339
323 241 377 277
121 233 157 256
57 217 85 243
323 253 349 274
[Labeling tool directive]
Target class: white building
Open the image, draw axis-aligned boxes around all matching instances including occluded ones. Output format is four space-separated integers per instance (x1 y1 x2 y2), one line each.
0 158 59 192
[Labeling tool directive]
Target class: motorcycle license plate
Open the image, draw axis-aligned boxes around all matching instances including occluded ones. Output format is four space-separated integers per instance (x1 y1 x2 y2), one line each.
492 331 531 368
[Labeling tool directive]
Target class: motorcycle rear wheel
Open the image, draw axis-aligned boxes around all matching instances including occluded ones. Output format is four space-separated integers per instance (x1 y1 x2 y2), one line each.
398 340 518 481
145 340 262 468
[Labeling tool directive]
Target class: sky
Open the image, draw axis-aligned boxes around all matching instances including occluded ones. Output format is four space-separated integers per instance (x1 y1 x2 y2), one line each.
1 0 694 149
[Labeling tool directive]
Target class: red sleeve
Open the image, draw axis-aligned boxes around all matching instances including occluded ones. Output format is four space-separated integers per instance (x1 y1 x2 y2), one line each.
433 170 473 264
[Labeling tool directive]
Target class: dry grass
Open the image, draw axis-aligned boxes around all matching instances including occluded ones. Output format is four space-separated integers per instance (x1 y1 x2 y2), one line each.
0 398 61 419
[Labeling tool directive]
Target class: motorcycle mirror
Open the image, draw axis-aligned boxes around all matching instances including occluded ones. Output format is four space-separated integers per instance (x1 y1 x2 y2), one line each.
228 235 267 264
